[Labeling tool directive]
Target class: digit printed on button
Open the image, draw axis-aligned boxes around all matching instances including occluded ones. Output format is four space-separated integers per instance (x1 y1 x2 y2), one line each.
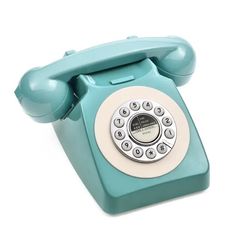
154 106 165 116
129 101 140 111
119 107 130 117
157 143 167 154
114 130 125 140
164 128 175 139
162 117 173 126
113 117 125 128
142 101 153 111
121 140 132 151
133 147 143 158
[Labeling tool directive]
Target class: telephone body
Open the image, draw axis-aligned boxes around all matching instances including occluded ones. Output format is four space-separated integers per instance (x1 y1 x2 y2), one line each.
15 36 209 214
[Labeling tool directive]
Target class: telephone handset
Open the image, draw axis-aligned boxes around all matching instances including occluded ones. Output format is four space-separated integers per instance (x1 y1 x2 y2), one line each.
15 36 195 123
15 36 209 214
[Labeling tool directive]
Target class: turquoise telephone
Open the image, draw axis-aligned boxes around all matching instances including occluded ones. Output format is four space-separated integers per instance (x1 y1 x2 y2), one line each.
15 36 209 214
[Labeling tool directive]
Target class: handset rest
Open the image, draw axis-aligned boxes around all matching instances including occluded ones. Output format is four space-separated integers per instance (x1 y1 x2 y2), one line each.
15 36 195 123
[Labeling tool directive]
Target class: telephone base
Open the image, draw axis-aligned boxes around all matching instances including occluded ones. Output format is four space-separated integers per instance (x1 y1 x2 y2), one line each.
53 116 209 214
15 37 209 214
52 64 209 214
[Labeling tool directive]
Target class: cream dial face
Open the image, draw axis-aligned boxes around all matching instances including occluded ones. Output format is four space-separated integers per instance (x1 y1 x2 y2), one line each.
95 86 190 178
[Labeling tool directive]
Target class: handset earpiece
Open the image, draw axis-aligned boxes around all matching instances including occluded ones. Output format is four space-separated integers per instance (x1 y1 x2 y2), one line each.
15 36 195 123
152 37 195 86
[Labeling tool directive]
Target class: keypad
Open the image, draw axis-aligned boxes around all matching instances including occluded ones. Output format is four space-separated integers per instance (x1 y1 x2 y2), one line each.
142 101 153 111
129 101 140 111
164 128 175 139
121 140 132 151
119 107 130 117
114 130 125 140
162 117 173 126
133 147 143 158
146 148 156 159
154 106 165 116
111 99 176 163
157 143 167 154
113 118 125 128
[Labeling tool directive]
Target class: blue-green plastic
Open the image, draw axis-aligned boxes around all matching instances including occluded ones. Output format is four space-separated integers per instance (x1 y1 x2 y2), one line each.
14 37 209 214
52 58 209 214
14 36 195 123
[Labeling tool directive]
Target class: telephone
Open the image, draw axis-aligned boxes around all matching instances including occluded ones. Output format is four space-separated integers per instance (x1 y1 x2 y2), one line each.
15 36 209 214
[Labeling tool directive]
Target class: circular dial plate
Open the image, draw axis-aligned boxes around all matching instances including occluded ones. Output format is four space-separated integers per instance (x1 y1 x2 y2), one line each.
129 113 160 144
110 99 177 163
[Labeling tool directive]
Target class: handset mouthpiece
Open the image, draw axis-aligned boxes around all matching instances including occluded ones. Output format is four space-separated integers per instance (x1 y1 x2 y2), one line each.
15 68 74 123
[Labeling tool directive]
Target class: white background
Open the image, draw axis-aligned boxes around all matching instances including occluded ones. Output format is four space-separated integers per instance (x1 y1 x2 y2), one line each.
0 0 235 235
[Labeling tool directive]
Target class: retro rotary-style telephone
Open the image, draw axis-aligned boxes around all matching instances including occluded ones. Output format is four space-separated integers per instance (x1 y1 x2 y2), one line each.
15 36 209 214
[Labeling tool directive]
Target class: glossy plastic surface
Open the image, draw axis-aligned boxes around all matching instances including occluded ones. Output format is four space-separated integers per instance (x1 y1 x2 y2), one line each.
15 36 195 123
53 59 209 214
14 37 209 214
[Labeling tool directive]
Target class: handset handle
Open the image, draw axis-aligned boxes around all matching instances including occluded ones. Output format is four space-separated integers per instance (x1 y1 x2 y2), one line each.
15 36 195 123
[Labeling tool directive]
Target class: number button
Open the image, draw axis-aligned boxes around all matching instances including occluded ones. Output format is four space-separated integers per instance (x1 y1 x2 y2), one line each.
129 101 140 111
119 107 130 117
121 140 132 151
114 130 125 140
146 148 156 159
154 106 165 116
162 117 173 126
113 118 125 128
142 101 153 111
164 128 175 139
157 143 167 154
132 147 143 158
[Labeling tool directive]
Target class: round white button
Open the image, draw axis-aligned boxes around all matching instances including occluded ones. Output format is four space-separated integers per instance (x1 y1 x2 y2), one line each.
164 128 175 139
146 148 156 159
157 143 167 154
119 107 130 117
132 147 143 158
114 130 125 140
154 106 165 116
129 101 140 111
142 101 153 111
121 140 132 151
162 117 173 126
113 118 125 128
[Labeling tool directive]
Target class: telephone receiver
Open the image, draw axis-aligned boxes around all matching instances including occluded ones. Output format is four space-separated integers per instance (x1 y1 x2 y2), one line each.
15 36 195 123
15 36 209 214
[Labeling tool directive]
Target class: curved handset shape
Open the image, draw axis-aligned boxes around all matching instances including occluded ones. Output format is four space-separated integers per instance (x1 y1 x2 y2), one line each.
15 36 195 123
